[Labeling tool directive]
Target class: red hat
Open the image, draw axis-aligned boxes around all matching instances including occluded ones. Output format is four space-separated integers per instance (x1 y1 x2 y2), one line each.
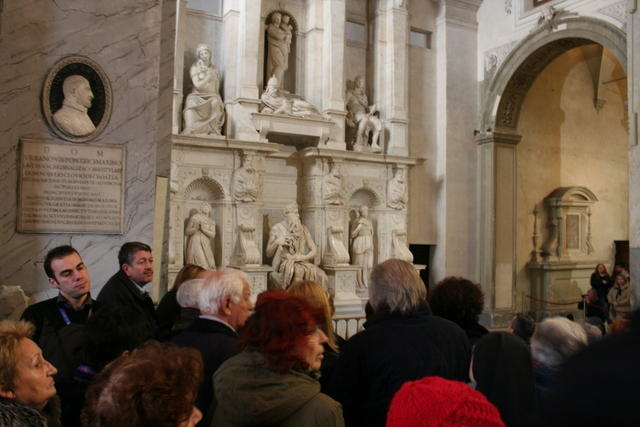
386 376 505 427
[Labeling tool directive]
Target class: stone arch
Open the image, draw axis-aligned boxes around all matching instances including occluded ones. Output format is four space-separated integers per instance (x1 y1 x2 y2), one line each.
481 16 626 133
347 187 382 208
183 176 225 201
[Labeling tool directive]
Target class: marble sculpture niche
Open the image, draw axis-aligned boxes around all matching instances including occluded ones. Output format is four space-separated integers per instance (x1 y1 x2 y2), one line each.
346 75 383 152
185 201 217 269
232 153 259 203
350 205 374 290
182 43 225 136
266 203 328 289
387 168 407 210
265 11 294 92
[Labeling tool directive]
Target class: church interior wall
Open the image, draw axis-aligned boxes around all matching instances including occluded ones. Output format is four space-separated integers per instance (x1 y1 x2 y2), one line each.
184 6 224 98
514 46 628 311
407 0 437 245
0 1 162 301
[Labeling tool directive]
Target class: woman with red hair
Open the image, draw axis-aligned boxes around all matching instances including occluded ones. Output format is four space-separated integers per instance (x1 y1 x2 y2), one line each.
212 290 345 426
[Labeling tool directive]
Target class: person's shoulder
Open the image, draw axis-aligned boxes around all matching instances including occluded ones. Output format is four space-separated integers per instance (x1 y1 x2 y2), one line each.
97 271 127 299
21 297 58 321
288 393 344 427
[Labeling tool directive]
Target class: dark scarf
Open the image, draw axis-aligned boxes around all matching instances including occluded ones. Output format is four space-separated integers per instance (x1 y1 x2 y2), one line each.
0 396 61 427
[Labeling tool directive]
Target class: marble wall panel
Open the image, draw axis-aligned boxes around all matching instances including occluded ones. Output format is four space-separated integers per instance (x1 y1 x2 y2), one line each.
184 10 224 96
0 0 162 301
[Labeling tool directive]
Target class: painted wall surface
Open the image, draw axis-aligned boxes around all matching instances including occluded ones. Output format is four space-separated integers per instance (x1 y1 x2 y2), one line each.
407 0 437 244
515 47 628 309
0 1 162 301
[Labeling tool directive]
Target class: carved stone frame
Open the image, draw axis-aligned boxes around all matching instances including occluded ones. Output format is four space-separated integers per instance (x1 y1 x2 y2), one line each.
42 55 113 143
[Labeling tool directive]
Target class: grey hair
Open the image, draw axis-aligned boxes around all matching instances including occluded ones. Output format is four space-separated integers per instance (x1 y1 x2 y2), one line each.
197 268 249 315
176 278 205 308
369 259 427 314
531 317 588 367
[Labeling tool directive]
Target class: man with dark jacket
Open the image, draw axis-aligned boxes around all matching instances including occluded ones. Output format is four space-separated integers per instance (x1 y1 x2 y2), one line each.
326 259 471 427
97 242 157 340
21 245 98 426
172 268 254 425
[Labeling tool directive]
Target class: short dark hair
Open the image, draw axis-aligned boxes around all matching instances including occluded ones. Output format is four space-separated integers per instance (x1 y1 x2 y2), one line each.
44 245 79 279
118 242 152 268
511 313 535 344
429 276 484 327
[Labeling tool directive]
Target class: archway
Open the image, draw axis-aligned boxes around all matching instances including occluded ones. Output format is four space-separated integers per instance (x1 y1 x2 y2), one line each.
477 17 627 326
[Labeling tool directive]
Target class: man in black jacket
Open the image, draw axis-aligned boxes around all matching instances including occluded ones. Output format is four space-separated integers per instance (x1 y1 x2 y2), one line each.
172 268 254 425
326 259 471 427
21 245 98 426
97 242 157 341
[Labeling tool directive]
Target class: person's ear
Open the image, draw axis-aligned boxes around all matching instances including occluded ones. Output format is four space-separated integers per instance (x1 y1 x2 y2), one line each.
122 264 131 277
0 389 15 399
220 297 232 316
48 277 60 290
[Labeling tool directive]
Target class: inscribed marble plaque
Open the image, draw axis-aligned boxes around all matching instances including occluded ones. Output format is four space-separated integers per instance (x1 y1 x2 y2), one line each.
17 139 125 233
566 214 579 249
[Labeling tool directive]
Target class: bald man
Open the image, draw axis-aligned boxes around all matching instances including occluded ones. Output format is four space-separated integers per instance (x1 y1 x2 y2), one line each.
53 75 96 137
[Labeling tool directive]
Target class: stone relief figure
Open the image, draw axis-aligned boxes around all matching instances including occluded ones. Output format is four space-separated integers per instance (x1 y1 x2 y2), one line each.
346 75 383 152
392 228 414 263
53 75 96 137
232 153 259 203
185 202 216 269
323 162 344 205
233 224 262 266
261 76 324 119
182 44 225 136
266 203 328 289
266 12 292 87
324 226 350 266
350 205 374 290
387 168 407 210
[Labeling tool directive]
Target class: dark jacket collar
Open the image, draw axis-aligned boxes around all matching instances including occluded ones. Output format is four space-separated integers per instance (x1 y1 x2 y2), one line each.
187 317 238 337
115 270 149 302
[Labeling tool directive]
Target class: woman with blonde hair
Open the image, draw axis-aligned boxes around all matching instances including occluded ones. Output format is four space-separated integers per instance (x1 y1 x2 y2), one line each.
288 280 344 389
0 320 60 426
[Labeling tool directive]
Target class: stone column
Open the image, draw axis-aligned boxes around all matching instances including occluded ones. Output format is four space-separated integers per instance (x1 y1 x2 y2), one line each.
476 131 521 324
322 0 347 150
628 1 640 307
173 0 188 135
223 0 262 141
431 0 481 285
372 0 409 156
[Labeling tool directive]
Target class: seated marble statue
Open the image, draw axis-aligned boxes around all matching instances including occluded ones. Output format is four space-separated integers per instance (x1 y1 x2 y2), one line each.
266 203 328 289
260 75 324 119
182 43 225 135
232 154 258 203
346 75 382 152
53 75 96 137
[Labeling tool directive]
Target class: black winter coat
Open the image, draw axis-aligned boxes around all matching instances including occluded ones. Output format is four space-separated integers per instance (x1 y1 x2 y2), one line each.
97 270 157 340
326 306 471 427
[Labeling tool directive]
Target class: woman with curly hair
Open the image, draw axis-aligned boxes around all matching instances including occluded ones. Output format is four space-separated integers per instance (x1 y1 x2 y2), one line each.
212 290 345 426
429 276 488 345
81 341 203 427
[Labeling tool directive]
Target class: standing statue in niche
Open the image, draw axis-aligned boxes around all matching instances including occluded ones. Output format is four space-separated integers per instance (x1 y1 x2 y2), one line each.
182 44 225 136
53 75 96 137
261 76 323 119
266 203 328 289
350 205 374 290
266 12 292 87
387 168 407 210
346 75 383 152
323 162 344 206
232 153 259 203
185 202 216 269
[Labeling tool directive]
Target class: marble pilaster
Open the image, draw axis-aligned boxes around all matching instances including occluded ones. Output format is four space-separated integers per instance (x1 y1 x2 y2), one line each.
372 0 409 156
477 131 521 317
629 2 640 307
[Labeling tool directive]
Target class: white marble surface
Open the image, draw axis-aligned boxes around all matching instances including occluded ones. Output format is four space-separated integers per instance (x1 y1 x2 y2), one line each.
0 0 161 301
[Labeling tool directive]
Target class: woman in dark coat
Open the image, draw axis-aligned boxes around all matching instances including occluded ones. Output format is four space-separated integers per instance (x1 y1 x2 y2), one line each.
471 332 538 427
590 264 612 323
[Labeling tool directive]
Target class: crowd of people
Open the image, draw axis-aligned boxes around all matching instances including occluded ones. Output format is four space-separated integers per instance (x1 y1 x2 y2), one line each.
0 244 638 426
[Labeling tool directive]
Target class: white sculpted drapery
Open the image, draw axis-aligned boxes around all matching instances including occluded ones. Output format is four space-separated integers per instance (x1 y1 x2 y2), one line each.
266 204 328 289
346 75 383 152
182 44 225 135
185 202 216 269
350 206 374 290
266 12 292 87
